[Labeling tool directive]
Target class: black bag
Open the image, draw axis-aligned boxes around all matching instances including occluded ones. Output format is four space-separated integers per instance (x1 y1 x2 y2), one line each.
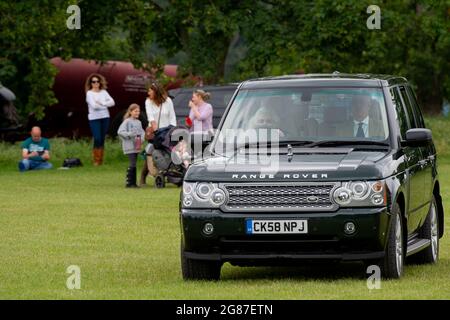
62 158 83 168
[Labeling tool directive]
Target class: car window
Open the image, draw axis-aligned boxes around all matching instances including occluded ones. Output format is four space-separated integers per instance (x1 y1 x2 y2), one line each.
390 87 409 139
216 87 389 147
171 92 192 125
172 93 191 112
406 86 426 128
399 86 418 128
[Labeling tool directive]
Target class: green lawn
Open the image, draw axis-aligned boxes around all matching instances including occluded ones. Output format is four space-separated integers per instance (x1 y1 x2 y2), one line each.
0 118 450 299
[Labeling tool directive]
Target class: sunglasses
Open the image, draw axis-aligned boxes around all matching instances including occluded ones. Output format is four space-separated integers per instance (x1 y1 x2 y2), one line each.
91 80 100 84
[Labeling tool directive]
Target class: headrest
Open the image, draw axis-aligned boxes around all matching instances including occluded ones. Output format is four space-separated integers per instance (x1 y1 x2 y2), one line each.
323 107 347 123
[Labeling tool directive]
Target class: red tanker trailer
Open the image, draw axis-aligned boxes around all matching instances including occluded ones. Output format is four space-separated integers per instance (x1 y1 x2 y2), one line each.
32 57 182 138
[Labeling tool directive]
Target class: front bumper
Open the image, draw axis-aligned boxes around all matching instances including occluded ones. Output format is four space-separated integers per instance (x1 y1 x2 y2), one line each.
180 207 390 264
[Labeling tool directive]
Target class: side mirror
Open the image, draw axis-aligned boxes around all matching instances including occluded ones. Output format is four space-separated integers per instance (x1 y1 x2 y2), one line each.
402 128 432 147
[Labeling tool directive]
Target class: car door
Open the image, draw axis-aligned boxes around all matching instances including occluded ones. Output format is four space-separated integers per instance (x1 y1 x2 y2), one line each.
406 85 434 224
397 86 429 232
390 87 422 233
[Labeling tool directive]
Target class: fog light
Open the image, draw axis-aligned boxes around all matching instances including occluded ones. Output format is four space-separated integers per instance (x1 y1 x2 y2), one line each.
203 223 214 235
344 222 356 235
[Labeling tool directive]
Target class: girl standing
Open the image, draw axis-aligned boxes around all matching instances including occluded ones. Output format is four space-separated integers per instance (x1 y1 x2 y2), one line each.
117 104 145 188
85 73 115 166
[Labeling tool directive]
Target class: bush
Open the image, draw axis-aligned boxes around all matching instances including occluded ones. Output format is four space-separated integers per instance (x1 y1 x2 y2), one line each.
425 116 450 163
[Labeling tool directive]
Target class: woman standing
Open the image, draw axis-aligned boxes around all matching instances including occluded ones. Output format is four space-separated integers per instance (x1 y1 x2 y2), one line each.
85 73 115 166
117 104 145 188
187 89 213 133
140 82 177 185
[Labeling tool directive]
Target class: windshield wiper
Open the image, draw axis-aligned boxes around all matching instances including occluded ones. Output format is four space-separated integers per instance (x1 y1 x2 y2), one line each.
303 140 390 148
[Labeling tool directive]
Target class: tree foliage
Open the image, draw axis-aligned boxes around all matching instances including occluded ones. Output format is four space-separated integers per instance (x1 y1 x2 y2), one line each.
236 0 450 113
146 0 254 83
0 0 154 120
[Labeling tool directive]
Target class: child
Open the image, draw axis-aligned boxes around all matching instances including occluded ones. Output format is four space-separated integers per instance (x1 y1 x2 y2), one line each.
117 104 145 188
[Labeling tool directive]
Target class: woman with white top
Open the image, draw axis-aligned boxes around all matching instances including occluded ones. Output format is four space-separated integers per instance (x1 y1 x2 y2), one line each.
140 82 177 185
145 82 177 131
85 73 115 165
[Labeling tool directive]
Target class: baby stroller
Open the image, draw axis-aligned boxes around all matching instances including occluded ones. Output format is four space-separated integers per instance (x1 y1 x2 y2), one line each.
151 125 190 188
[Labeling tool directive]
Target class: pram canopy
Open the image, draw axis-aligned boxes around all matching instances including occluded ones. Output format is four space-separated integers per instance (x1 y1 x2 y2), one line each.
152 125 189 152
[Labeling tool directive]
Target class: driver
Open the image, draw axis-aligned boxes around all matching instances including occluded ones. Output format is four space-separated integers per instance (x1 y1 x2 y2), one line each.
248 105 285 139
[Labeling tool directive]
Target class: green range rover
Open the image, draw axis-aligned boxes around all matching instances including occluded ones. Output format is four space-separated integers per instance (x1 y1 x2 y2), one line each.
180 73 444 280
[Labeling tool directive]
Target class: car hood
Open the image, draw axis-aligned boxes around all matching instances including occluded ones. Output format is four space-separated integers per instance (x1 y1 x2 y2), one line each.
185 148 393 182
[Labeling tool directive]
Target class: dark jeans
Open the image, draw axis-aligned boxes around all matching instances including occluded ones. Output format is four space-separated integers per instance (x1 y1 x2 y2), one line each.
89 117 110 148
127 153 138 168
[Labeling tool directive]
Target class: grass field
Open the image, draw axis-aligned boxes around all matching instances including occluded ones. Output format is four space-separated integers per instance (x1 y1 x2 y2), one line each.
0 118 450 299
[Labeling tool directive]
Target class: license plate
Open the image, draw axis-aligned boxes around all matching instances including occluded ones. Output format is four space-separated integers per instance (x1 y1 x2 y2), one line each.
246 219 308 234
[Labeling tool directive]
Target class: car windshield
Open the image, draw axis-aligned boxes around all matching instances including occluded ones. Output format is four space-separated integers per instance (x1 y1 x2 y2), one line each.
213 87 390 152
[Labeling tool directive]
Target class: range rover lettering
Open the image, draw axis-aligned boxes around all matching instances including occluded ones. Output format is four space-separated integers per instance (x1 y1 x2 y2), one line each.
180 74 444 280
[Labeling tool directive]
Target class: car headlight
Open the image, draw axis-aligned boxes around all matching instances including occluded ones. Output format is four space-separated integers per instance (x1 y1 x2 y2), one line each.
196 182 213 199
182 194 193 207
333 180 386 207
349 181 370 200
182 182 228 208
333 187 352 205
211 189 226 205
183 182 194 195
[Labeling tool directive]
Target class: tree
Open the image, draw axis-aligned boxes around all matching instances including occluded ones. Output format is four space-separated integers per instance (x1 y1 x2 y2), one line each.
1 0 448 118
147 0 254 83
235 0 450 113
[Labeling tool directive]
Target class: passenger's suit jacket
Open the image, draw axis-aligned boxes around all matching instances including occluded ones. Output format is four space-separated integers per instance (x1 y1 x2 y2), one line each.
336 118 385 138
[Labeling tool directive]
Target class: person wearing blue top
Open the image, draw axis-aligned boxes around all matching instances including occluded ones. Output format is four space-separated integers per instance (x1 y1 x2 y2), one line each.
18 126 53 172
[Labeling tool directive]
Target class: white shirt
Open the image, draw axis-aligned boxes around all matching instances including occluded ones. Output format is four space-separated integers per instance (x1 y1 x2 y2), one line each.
145 97 177 128
353 116 369 137
86 90 115 120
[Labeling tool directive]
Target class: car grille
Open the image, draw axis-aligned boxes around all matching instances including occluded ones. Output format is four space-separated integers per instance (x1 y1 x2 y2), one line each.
223 183 338 212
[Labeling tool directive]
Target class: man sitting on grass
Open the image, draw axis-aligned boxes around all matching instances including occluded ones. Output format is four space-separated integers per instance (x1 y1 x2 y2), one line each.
18 126 53 172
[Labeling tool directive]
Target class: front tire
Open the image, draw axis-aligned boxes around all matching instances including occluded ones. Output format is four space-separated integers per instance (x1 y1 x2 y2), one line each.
381 203 404 279
181 242 221 280
412 195 439 264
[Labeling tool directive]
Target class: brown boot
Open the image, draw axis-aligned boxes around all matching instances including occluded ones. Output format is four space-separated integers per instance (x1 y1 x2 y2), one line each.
92 148 101 166
140 162 149 186
98 147 104 165
92 149 98 166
